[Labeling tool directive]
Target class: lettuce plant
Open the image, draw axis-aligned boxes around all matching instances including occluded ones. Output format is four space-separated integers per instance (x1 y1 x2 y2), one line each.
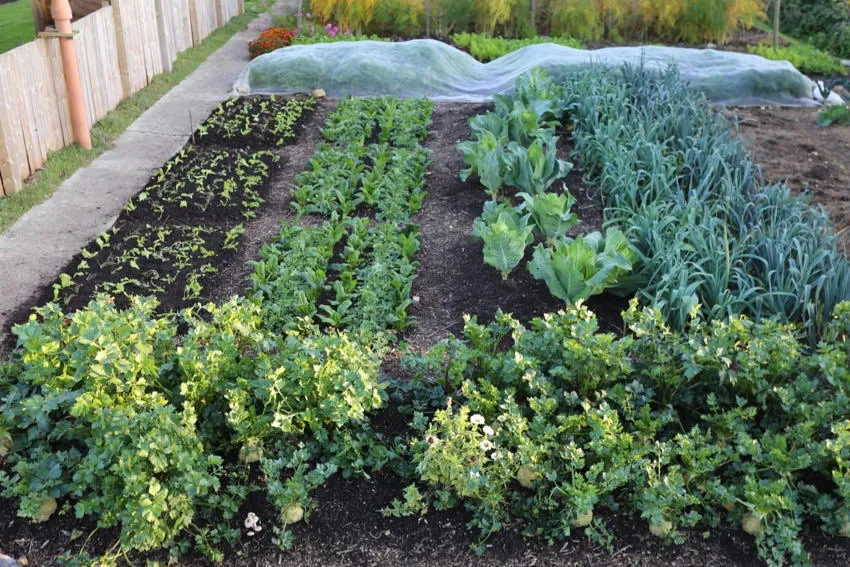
458 129 506 196
528 228 639 303
504 137 573 195
472 201 534 280
518 190 579 244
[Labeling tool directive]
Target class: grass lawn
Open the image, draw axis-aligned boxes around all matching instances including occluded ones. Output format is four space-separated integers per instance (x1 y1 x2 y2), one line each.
0 0 36 54
0 0 274 233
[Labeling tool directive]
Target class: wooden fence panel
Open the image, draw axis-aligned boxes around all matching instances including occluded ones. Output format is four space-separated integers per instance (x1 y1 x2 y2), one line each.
0 41 65 190
192 0 219 44
112 0 164 95
0 0 242 197
75 7 123 125
221 0 240 23
156 0 193 71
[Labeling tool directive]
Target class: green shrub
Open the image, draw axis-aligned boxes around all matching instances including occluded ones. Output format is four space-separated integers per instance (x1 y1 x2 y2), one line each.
451 33 582 61
780 0 850 59
749 43 847 76
393 301 850 564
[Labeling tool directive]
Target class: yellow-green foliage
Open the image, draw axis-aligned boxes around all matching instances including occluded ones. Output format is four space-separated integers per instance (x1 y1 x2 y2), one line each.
547 0 763 43
309 0 763 43
473 0 515 35
309 0 382 31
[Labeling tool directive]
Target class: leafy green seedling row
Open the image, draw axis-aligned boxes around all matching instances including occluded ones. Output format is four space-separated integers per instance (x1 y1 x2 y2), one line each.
292 96 433 220
196 95 317 148
318 221 421 335
249 220 346 332
53 223 244 310
129 146 279 222
292 143 431 221
321 96 432 148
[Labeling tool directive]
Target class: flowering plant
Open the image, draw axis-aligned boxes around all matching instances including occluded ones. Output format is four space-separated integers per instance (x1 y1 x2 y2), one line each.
291 11 353 41
248 27 297 59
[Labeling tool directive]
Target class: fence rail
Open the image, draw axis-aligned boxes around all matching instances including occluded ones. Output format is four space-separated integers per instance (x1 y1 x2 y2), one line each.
0 0 244 196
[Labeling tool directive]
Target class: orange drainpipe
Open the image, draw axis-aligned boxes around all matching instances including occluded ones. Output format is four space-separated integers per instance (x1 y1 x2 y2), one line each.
52 0 92 150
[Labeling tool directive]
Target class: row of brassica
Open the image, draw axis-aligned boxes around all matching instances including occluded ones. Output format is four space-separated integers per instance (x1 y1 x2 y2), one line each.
459 70 643 304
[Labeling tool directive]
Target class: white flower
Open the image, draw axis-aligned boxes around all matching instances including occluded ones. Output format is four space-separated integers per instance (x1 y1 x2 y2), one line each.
482 425 495 436
490 450 502 461
469 470 481 479
470 413 485 425
244 512 262 535
480 439 494 451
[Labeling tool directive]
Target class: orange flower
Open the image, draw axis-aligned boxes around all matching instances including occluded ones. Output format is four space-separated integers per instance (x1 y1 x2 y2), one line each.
248 27 296 59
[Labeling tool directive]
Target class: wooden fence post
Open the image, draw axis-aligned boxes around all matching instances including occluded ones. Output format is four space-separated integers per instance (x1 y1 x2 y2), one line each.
28 0 48 33
188 0 201 46
111 0 132 97
215 0 224 28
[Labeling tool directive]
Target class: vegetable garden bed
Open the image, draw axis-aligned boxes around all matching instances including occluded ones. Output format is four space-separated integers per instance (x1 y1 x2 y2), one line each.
3 71 850 567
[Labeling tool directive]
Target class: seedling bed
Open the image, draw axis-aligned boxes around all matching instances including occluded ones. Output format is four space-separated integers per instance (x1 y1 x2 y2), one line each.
125 144 279 224
195 94 317 149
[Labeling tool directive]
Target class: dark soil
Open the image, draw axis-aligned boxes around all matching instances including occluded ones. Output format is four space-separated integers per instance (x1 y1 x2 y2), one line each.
4 101 850 566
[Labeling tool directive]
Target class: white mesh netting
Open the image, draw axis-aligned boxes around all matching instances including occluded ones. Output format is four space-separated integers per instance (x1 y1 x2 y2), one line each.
235 39 828 106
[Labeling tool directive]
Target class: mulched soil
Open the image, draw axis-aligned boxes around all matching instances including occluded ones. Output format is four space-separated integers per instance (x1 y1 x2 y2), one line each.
3 99 850 566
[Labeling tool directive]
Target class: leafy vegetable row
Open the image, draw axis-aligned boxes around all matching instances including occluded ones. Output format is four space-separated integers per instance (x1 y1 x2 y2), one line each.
1 97 421 564
564 66 850 341
48 96 313 314
388 300 850 565
258 96 432 341
197 95 316 148
459 71 640 303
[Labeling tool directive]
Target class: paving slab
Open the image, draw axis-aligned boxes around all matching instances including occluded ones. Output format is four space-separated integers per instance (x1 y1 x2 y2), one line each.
0 8 283 347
